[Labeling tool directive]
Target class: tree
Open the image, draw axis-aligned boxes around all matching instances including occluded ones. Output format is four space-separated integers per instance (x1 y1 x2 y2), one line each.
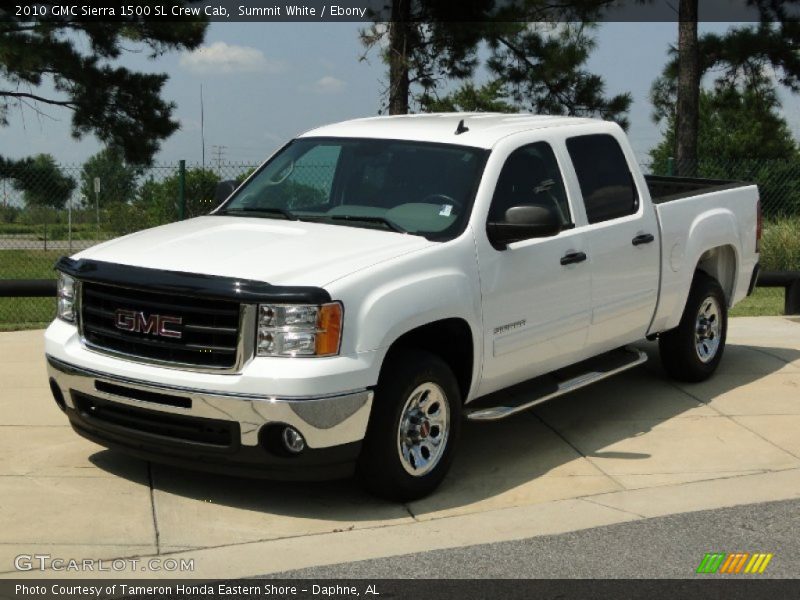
420 80 514 112
649 83 800 218
11 154 75 209
362 3 629 124
656 18 800 174
137 167 221 223
360 4 485 115
675 0 699 175
0 3 206 167
80 148 140 208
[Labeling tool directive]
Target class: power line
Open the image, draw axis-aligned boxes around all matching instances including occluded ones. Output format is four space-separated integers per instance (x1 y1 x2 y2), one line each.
211 144 227 168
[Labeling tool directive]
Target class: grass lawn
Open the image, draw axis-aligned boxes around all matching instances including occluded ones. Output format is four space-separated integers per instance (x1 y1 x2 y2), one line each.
729 286 785 317
0 250 63 330
0 249 64 279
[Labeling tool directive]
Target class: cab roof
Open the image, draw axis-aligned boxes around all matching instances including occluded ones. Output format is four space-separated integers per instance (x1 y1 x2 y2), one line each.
299 113 600 149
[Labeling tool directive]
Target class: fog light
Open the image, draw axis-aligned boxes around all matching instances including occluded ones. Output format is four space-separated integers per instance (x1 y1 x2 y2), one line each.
282 426 305 453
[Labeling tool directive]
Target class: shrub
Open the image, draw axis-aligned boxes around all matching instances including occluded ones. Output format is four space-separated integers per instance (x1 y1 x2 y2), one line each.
760 218 800 271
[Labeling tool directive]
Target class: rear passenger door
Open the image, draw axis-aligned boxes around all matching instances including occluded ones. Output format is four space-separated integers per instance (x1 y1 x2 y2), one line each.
564 133 660 353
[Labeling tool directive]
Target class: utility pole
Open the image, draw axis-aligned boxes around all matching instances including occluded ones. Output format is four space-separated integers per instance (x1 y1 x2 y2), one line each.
211 145 227 170
200 84 206 169
93 177 101 243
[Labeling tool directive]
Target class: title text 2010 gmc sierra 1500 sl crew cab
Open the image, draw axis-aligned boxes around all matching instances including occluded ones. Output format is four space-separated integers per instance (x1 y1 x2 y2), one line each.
45 114 761 500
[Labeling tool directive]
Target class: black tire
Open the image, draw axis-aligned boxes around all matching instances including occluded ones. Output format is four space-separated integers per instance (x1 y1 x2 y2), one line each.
659 271 728 382
357 349 461 501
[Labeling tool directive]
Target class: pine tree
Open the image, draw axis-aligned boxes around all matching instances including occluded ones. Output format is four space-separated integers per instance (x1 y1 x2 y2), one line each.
361 1 627 121
0 3 206 169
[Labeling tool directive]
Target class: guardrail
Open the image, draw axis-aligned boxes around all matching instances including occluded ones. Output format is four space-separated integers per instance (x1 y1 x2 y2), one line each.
0 279 56 297
1 272 799 314
757 271 800 315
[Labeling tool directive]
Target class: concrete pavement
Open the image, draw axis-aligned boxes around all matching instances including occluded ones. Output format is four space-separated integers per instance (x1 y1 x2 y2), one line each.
1 316 799 579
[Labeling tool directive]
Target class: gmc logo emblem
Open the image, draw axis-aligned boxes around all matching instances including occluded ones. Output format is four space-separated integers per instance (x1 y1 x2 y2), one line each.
114 309 183 339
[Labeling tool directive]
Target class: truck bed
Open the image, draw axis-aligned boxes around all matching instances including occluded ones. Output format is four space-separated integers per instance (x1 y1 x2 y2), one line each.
644 175 750 205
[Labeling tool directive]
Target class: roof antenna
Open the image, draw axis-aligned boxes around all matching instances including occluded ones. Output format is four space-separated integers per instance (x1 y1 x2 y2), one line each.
455 119 469 135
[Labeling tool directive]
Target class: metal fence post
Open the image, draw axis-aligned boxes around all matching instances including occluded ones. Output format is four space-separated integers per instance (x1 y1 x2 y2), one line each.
178 159 186 220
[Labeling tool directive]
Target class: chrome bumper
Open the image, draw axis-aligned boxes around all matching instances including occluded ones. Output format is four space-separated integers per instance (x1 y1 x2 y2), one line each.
46 355 373 448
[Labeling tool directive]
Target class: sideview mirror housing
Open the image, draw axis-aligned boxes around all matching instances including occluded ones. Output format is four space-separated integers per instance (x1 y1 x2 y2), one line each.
214 180 238 204
487 205 562 248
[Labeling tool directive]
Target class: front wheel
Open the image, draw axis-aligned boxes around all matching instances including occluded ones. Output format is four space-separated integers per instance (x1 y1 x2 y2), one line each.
357 349 461 501
659 271 728 382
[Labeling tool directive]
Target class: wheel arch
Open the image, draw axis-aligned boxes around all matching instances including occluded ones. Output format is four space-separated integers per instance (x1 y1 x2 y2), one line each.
696 244 738 305
381 318 475 402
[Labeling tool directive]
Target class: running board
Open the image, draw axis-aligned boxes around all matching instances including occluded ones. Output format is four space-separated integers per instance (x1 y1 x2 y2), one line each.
465 346 648 422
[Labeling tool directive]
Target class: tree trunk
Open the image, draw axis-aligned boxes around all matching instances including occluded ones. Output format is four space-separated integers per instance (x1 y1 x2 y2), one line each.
388 0 411 115
676 0 699 176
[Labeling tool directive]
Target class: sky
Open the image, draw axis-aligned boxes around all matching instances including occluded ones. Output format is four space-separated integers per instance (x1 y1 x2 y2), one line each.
3 21 799 167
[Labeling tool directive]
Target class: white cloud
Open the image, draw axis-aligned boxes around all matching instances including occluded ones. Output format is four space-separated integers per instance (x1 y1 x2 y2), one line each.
180 42 284 74
310 76 346 95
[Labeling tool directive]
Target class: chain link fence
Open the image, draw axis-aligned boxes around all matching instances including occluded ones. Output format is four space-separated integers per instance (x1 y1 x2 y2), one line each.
1 156 799 328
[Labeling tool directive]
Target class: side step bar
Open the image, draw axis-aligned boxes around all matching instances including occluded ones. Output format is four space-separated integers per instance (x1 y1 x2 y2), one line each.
465 346 648 422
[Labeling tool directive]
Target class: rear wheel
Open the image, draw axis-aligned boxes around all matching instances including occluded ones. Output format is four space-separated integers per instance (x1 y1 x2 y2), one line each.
357 349 461 501
659 271 728 382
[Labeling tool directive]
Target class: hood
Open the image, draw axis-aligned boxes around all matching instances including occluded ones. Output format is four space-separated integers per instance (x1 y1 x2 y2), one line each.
75 216 435 287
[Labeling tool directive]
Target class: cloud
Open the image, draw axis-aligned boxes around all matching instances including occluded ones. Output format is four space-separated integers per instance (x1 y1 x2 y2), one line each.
310 76 346 94
180 42 284 74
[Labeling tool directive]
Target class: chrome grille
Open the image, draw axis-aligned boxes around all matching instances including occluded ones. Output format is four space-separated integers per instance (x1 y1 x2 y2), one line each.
80 281 241 369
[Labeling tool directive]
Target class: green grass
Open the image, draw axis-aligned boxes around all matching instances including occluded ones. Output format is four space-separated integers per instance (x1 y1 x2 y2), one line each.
0 297 55 331
729 287 784 317
0 249 64 279
0 250 63 330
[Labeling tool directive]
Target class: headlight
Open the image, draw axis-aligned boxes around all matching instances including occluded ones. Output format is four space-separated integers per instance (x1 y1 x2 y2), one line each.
257 302 343 357
56 272 77 323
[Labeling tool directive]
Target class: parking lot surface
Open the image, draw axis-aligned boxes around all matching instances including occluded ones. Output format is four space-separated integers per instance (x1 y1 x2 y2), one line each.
1 316 799 579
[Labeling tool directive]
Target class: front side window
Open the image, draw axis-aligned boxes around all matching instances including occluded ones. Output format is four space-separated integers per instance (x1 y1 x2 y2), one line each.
220 138 488 240
488 142 572 226
565 134 638 224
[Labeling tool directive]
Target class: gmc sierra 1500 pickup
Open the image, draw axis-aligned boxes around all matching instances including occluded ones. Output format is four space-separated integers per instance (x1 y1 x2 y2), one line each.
45 114 761 500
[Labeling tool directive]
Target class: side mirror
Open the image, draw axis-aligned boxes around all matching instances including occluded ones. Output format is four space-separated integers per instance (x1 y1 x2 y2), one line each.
214 180 238 204
487 205 562 248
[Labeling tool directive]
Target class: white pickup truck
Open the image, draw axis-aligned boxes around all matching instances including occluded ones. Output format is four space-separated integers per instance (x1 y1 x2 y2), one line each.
45 114 761 500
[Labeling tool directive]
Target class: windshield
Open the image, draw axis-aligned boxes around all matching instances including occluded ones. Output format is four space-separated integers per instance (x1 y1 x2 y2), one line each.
218 138 488 240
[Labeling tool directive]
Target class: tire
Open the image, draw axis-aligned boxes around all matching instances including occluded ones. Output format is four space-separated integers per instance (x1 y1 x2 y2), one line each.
357 349 461 501
659 271 728 382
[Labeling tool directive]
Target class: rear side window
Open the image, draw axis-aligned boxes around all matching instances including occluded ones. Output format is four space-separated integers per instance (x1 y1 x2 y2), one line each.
566 134 638 224
488 142 571 226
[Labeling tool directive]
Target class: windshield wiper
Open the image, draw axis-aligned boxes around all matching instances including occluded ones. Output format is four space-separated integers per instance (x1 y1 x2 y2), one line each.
218 207 297 221
326 214 407 233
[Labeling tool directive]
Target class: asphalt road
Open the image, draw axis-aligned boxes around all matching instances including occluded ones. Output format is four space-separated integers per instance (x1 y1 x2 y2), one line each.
270 499 800 579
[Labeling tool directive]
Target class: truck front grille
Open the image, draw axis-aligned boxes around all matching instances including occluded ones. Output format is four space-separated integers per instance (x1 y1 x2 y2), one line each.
80 281 241 369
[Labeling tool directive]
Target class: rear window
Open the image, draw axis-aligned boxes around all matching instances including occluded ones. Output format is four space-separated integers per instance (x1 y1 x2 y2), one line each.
566 134 638 224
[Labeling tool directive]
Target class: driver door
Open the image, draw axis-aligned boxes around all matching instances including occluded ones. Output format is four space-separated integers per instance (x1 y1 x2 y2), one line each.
476 141 592 396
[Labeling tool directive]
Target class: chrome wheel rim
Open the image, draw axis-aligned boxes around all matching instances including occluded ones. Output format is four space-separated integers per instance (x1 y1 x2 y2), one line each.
695 295 722 363
397 382 450 477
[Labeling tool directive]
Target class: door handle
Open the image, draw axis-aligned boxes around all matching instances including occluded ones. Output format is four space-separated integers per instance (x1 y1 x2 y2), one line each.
632 233 655 246
560 251 587 266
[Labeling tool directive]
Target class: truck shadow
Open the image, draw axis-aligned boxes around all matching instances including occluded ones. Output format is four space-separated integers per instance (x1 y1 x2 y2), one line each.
91 340 799 526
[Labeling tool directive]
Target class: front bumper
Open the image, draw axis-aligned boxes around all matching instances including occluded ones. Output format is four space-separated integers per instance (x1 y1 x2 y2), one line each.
47 355 373 480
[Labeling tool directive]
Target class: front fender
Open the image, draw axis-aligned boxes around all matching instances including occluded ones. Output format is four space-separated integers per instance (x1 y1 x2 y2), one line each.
326 234 483 394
